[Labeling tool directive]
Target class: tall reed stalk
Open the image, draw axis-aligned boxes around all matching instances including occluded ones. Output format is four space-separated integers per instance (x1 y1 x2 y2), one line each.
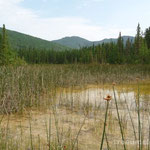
29 113 33 150
100 96 111 150
137 79 141 150
105 131 111 150
113 85 126 150
72 115 86 150
123 91 137 141
148 116 150 150
45 117 52 150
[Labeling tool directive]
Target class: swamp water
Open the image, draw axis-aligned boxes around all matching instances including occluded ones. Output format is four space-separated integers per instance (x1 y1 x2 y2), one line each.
1 83 150 149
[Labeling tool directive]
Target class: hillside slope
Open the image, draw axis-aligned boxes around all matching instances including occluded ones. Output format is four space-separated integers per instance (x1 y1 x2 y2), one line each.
0 28 69 50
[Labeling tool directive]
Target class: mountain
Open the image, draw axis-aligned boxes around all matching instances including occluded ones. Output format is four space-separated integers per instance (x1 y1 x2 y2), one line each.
0 28 69 50
0 27 135 50
53 36 92 49
53 36 135 49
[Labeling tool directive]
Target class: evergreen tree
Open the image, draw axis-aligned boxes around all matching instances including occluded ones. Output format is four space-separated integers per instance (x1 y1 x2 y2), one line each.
0 24 25 65
134 23 142 55
117 32 124 63
125 38 131 56
0 24 9 64
139 39 149 63
117 32 124 53
0 33 2 52
0 33 2 64
145 27 150 49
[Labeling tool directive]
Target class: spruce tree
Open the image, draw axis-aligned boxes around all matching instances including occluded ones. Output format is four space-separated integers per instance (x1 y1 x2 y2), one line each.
125 38 131 56
0 33 2 50
117 32 124 63
139 39 149 63
117 32 124 52
134 23 142 55
145 27 150 49
1 24 9 65
0 33 2 64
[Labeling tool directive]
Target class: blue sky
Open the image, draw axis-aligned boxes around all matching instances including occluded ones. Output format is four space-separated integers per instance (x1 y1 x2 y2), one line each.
0 0 150 41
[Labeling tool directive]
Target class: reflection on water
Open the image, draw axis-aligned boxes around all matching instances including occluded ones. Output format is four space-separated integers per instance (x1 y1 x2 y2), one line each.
56 85 150 111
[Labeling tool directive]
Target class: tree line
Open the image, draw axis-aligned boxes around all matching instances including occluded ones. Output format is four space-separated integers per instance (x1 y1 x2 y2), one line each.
1 24 150 65
0 24 25 65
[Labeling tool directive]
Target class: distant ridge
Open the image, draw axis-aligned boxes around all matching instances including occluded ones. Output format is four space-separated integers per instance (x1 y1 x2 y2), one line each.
53 36 135 49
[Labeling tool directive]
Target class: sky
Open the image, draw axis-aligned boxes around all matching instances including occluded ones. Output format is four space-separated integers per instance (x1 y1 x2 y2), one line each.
0 0 150 41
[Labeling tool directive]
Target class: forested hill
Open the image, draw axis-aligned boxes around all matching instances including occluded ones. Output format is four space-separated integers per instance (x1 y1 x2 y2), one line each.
53 36 92 49
53 36 134 49
0 28 69 50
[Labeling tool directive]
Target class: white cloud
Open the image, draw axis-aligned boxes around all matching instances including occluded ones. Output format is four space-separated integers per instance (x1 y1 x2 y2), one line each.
0 0 135 41
78 0 104 8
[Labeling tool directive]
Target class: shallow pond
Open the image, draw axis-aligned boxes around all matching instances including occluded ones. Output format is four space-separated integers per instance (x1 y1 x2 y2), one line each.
56 83 150 111
1 83 150 149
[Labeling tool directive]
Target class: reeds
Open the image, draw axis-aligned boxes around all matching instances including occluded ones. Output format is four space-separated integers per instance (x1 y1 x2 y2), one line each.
0 64 150 114
0 64 150 149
